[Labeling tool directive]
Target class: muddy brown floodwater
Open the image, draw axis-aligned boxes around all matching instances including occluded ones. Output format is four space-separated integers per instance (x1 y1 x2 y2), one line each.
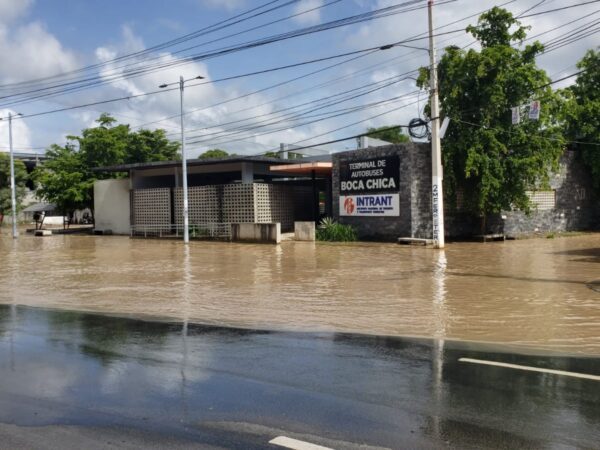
1 232 599 355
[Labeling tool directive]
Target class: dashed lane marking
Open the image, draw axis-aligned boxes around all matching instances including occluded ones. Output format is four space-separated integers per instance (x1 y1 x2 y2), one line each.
269 436 334 450
459 357 600 381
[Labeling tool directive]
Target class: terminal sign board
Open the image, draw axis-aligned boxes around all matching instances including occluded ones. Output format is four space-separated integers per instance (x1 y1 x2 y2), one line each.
339 155 399 194
339 155 400 217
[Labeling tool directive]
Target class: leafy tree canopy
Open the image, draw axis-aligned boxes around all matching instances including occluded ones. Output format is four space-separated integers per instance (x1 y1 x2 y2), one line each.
366 126 410 144
198 148 230 159
263 151 281 158
417 7 564 217
34 114 180 215
0 152 28 217
561 49 600 188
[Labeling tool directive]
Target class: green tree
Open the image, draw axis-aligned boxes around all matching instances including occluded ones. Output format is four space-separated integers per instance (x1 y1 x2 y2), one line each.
562 49 600 188
126 129 180 164
34 114 180 218
263 151 281 158
0 153 28 224
417 7 564 219
34 143 92 216
366 125 410 143
198 148 229 159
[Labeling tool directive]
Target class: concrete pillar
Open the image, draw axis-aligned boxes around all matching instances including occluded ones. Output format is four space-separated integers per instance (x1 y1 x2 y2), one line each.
325 177 332 217
311 170 318 221
241 162 254 184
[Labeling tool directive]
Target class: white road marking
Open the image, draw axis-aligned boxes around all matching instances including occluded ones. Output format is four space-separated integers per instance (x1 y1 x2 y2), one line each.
269 436 334 450
459 357 600 381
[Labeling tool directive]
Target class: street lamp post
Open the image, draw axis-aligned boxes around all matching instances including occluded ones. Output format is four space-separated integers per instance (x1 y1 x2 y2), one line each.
159 75 204 244
1 112 23 239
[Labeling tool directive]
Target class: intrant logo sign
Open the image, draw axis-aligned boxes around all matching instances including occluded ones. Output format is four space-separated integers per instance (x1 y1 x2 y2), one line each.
344 197 355 215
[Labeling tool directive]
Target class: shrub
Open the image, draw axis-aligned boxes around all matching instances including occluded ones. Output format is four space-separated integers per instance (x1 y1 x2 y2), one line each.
316 217 358 242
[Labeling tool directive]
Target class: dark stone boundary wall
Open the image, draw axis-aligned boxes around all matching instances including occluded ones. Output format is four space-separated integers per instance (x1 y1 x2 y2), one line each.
486 151 599 237
332 144 432 241
333 146 598 241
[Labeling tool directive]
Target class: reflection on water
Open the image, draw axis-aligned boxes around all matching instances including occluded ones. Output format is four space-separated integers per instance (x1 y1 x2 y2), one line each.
1 233 599 354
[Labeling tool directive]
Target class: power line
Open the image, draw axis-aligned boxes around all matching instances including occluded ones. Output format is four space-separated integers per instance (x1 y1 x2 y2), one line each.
1 26 464 122
0 0 296 91
183 74 418 141
448 115 600 147
137 0 521 134
519 0 600 18
186 89 421 146
0 0 338 105
0 0 439 107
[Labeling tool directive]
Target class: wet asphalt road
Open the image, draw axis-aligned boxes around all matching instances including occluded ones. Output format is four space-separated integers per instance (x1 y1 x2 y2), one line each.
0 305 599 449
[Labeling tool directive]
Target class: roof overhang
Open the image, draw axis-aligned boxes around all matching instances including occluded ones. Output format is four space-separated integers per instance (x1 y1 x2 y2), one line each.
269 161 332 176
94 156 295 173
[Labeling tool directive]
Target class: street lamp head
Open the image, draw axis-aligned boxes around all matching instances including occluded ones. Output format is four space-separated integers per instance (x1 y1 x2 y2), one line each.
158 83 168 88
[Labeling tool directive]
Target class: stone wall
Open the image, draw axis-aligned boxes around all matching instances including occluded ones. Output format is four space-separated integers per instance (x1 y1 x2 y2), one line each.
484 151 598 237
332 143 432 241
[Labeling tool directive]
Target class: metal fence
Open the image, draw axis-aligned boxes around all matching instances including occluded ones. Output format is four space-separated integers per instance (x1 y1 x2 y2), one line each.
130 223 231 239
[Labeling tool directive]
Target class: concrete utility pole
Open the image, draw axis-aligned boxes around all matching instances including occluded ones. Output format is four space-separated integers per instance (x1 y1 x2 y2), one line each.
159 75 204 244
3 112 21 239
428 0 445 249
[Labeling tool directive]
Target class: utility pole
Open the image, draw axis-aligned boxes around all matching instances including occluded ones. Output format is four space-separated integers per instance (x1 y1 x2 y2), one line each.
159 75 204 244
3 112 22 239
428 0 445 249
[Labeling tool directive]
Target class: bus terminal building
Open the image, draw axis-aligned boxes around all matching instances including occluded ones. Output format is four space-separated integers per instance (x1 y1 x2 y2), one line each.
93 143 598 241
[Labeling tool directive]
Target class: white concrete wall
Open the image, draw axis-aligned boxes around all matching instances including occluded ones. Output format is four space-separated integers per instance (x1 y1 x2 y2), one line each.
94 179 131 235
231 223 281 244
294 221 315 241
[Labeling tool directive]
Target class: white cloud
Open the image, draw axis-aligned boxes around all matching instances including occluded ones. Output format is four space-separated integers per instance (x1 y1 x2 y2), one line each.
0 21 79 82
0 0 34 25
292 0 325 25
200 0 245 11
0 109 33 152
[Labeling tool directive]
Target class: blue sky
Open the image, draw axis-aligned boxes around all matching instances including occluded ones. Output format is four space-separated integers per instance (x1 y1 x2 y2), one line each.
0 0 598 157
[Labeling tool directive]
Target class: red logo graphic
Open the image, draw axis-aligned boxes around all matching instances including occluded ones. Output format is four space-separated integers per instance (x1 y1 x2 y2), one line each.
344 197 355 215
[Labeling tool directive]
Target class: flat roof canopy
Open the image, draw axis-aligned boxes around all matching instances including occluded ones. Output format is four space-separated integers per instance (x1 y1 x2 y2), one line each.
94 156 292 173
270 162 332 176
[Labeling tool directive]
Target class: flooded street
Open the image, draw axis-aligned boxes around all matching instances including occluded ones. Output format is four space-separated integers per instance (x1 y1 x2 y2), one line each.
1 233 599 355
1 306 599 449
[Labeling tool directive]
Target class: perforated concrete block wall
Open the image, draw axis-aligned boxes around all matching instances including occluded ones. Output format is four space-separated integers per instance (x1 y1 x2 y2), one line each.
222 184 255 224
132 188 171 229
254 184 294 232
174 186 220 224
